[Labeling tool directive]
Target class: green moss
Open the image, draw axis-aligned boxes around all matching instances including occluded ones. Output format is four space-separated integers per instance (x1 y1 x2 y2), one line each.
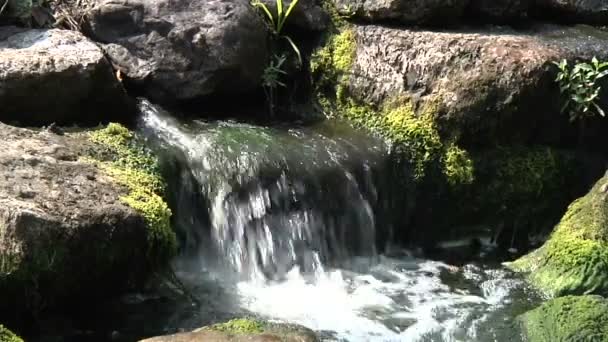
509 173 608 297
0 325 23 342
206 318 266 335
519 295 608 342
88 123 177 265
443 143 475 186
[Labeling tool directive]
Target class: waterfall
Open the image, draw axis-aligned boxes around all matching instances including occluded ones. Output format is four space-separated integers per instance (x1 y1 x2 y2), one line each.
137 100 389 281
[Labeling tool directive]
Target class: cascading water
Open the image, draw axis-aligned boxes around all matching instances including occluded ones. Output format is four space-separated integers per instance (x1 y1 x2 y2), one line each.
131 100 542 342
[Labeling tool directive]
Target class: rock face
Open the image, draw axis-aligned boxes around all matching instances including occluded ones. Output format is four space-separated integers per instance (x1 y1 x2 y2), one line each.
322 24 608 145
334 0 607 24
0 27 132 126
333 0 469 25
140 319 319 342
519 295 608 341
535 0 608 24
509 171 608 297
84 0 268 104
0 122 175 323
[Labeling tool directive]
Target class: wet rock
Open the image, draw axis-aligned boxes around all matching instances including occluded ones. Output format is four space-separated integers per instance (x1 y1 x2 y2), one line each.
519 295 608 341
84 0 268 104
508 171 608 297
534 0 608 25
0 27 133 126
140 319 319 342
0 122 175 324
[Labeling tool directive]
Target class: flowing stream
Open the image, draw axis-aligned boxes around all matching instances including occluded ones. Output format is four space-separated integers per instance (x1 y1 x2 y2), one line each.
53 101 541 342
125 101 543 342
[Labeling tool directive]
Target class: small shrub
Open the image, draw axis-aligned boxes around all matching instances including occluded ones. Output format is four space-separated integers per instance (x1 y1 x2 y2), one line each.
554 57 608 121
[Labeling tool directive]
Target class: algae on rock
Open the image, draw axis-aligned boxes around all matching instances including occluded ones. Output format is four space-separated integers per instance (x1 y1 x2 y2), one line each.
509 172 608 297
519 295 608 342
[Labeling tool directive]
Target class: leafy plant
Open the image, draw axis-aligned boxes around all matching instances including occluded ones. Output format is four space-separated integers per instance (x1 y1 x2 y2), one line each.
262 54 288 117
554 57 608 121
251 0 302 65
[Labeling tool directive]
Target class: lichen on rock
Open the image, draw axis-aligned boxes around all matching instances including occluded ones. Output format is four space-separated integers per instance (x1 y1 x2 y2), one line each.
509 172 608 297
519 295 608 342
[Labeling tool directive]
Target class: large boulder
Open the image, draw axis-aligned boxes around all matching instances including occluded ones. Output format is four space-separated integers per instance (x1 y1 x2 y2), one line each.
333 0 469 25
140 319 319 342
0 27 133 126
0 122 176 324
84 0 269 104
312 24 608 146
534 0 608 25
519 295 608 341
509 171 608 297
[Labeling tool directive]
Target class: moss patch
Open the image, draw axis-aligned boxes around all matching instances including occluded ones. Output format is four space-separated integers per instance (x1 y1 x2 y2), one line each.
519 295 608 342
88 123 177 266
0 325 23 342
509 172 608 297
206 318 266 335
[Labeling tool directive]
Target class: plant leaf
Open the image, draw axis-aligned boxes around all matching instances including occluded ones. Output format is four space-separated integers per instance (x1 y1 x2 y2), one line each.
252 1 275 29
594 102 606 117
282 35 302 66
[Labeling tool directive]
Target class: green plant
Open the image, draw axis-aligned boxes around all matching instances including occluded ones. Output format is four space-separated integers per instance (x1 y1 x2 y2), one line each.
251 0 302 65
262 54 288 117
554 58 608 121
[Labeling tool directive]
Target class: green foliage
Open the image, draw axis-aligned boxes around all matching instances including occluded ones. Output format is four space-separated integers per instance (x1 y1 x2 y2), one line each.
89 123 177 266
443 143 475 186
554 57 608 121
251 0 302 116
0 325 23 342
519 295 608 342
207 318 266 335
509 173 608 297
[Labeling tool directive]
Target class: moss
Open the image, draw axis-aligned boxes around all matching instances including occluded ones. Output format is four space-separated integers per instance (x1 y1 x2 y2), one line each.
206 318 266 335
443 143 475 186
509 173 608 297
88 123 177 266
519 295 608 342
0 325 23 342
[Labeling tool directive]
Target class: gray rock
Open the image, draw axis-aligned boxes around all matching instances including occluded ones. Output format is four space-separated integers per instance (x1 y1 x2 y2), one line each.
342 24 608 144
535 0 608 24
85 0 269 104
469 0 530 21
0 123 150 320
333 0 469 25
0 27 133 126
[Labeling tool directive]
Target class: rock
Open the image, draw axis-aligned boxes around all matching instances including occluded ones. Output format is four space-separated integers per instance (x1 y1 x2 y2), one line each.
534 0 608 25
140 319 319 342
84 0 268 104
0 27 133 126
519 295 608 341
0 122 176 323
333 0 469 26
468 0 529 22
312 24 608 146
260 0 329 32
508 171 608 297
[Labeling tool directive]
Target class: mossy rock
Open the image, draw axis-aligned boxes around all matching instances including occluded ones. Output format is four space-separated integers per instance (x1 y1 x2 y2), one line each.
140 318 319 341
0 122 176 326
0 325 23 342
519 295 608 342
509 172 608 297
